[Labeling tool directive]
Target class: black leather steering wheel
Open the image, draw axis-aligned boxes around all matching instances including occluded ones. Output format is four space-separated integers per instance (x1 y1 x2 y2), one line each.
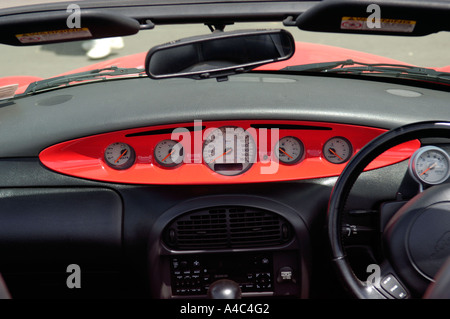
328 121 450 299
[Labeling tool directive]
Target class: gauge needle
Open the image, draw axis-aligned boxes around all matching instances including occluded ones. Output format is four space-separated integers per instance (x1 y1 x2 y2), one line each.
278 148 293 159
420 162 437 176
162 149 175 162
328 148 343 161
115 149 128 163
211 148 232 163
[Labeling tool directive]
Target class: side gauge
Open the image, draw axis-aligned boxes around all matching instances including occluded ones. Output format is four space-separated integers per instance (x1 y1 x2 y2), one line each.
409 146 450 186
275 136 304 164
104 142 136 170
323 137 353 164
154 139 184 167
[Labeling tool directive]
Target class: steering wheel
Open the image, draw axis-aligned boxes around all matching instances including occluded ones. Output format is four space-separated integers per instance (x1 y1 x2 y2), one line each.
328 121 450 299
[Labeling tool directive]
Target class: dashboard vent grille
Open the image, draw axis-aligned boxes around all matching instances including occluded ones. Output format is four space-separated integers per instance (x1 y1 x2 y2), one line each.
163 207 293 250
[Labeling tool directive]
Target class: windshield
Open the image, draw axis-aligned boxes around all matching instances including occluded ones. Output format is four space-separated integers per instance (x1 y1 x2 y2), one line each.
0 1 65 9
1 4 450 83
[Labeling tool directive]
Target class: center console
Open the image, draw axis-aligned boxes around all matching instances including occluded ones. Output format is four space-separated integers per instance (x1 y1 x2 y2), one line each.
148 196 312 299
170 251 300 297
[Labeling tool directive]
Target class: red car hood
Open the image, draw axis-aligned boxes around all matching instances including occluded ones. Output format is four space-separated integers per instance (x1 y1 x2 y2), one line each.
3 42 450 95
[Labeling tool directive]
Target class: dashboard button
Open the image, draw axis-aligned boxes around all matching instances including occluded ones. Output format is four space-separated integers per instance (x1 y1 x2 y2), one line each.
381 274 408 299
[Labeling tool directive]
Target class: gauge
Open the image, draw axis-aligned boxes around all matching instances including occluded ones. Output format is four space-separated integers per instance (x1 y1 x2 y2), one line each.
203 126 256 176
275 136 304 164
323 137 353 164
409 146 450 185
154 139 184 167
104 142 136 170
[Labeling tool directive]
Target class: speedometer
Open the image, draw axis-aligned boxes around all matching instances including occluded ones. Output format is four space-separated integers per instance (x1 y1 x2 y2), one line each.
203 126 256 176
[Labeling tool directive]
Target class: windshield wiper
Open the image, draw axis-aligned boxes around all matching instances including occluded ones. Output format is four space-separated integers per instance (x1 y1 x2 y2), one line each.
23 66 146 95
281 59 450 84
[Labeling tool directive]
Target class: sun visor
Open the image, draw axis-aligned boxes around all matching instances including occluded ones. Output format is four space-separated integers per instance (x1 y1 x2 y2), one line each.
296 0 450 36
0 10 141 46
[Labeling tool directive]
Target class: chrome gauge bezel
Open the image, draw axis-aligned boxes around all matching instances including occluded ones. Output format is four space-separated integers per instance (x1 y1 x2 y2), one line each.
322 136 353 164
154 139 185 168
104 142 136 170
408 145 450 186
274 136 305 165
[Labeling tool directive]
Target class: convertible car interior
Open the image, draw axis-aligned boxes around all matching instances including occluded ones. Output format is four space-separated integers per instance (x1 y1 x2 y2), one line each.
0 0 450 302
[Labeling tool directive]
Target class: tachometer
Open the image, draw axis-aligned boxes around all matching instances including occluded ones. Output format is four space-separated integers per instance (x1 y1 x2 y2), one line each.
203 126 256 176
104 142 136 170
409 146 450 186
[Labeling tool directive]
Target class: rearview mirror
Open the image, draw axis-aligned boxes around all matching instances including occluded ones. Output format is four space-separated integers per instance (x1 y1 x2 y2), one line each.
145 29 295 80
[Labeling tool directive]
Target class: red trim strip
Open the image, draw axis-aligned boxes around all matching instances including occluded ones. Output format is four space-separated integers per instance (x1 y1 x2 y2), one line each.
39 120 420 185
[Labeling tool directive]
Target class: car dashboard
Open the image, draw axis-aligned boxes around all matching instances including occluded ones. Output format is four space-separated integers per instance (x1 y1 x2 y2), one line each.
1 73 450 299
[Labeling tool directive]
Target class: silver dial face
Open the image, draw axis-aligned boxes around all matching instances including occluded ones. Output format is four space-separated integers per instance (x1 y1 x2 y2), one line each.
154 139 184 167
275 136 304 164
323 137 353 164
104 142 135 170
410 146 450 185
203 126 256 176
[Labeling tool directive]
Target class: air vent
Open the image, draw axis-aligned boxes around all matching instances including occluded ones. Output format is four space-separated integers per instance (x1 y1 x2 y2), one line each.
163 207 293 250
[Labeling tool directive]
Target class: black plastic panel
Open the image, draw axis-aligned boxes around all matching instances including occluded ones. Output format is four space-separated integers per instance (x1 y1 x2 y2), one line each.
0 187 122 268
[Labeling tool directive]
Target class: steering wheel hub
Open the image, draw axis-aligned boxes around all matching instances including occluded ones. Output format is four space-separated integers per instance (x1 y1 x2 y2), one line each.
408 202 450 280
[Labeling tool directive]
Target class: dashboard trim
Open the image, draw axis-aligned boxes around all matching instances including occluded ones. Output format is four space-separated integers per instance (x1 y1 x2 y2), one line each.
39 120 420 185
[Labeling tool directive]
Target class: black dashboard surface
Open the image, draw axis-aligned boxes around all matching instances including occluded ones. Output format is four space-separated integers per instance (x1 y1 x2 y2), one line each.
1 73 449 299
2 73 449 157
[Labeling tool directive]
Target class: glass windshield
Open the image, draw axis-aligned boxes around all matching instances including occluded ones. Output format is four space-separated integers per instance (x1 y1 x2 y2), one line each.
1 19 449 80
0 0 112 10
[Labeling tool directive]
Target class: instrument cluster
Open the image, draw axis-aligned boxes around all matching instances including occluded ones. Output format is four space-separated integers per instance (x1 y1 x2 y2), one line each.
39 120 420 184
104 125 354 176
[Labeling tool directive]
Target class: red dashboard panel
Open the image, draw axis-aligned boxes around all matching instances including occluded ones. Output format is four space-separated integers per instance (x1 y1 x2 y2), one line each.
39 120 420 185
